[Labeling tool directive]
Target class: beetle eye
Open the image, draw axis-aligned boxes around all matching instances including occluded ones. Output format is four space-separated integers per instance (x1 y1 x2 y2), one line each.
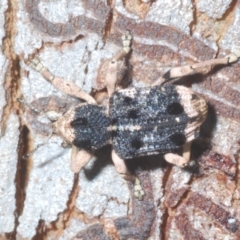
169 133 186 146
167 102 184 115
70 117 88 127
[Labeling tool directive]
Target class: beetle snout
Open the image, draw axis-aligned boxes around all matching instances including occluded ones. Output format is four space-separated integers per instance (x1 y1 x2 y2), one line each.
51 113 76 144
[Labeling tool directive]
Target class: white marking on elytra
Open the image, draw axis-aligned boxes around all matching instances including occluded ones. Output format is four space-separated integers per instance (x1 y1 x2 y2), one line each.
175 117 180 122
111 125 141 132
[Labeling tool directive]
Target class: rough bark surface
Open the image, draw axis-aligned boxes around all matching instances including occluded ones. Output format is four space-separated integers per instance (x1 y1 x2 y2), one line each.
0 0 240 239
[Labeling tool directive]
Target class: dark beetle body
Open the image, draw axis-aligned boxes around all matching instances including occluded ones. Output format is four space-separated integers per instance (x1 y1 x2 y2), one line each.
54 84 208 159
110 85 205 159
71 105 111 150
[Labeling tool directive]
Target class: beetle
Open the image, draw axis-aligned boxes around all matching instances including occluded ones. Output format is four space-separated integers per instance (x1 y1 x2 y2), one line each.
25 32 239 200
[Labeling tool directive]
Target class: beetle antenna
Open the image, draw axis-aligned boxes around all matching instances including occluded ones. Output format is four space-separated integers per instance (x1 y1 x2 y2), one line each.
17 98 56 159
17 98 41 113
22 132 53 159
17 97 62 121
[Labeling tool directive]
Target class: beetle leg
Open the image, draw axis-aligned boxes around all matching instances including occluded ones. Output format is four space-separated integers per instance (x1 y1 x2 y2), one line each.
26 57 96 104
164 142 192 167
153 50 240 86
105 32 132 97
165 53 240 79
182 142 192 163
112 149 145 200
70 146 92 173
164 153 188 167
